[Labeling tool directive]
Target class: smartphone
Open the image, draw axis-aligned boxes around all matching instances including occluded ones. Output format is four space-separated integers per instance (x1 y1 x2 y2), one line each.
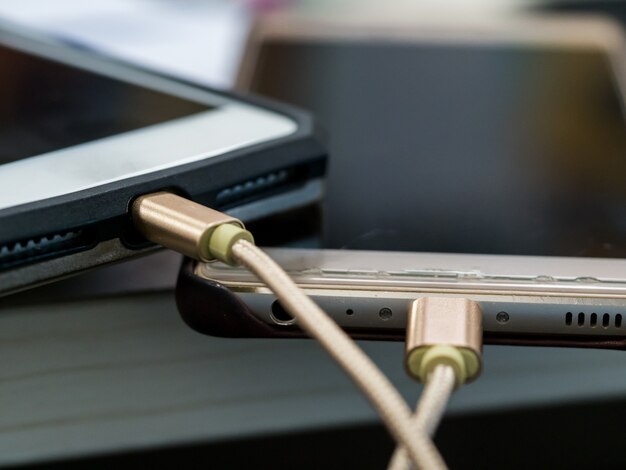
177 248 626 348
176 16 626 348
0 25 326 296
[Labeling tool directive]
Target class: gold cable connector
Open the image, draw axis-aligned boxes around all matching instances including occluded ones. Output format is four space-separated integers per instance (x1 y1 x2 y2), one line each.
132 191 253 265
389 298 484 470
132 191 448 468
405 297 483 387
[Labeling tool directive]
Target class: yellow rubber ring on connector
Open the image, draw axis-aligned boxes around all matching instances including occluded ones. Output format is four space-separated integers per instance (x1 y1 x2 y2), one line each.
407 345 480 387
421 345 466 386
460 348 480 381
209 223 254 265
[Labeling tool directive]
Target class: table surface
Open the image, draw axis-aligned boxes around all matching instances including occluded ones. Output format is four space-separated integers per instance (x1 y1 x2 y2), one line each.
3 277 626 465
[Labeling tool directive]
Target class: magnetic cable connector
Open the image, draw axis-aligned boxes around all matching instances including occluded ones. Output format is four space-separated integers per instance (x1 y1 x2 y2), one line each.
405 297 483 387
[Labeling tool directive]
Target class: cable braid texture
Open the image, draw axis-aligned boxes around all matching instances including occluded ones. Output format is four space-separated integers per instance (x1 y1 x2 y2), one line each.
232 240 447 470
388 365 456 470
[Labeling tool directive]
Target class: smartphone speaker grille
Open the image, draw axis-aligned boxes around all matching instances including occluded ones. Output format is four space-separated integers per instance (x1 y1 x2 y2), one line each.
0 229 96 270
565 311 623 329
216 169 291 207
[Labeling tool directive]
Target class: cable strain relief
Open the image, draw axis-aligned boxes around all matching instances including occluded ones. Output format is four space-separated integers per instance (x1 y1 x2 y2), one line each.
406 345 480 388
208 223 255 265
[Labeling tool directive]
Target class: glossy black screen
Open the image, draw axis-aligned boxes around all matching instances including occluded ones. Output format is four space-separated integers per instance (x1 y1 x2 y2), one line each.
0 43 210 165
252 41 626 258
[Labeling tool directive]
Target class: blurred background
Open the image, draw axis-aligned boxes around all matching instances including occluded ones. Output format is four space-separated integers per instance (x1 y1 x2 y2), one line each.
3 0 626 468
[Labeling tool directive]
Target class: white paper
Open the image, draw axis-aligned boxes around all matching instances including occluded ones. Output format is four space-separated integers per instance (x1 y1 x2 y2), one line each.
0 0 251 87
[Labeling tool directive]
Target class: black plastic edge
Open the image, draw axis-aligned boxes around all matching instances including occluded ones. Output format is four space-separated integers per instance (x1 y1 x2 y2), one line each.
0 28 328 250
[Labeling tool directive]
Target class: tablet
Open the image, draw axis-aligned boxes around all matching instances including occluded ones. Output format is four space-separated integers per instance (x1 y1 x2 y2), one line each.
0 24 326 295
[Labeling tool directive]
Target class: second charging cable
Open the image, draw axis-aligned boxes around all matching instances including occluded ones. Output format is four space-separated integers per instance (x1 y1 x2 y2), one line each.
389 297 483 470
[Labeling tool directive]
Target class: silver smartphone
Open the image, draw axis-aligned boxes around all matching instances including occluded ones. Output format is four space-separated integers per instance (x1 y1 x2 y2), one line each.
174 16 626 349
191 248 626 344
